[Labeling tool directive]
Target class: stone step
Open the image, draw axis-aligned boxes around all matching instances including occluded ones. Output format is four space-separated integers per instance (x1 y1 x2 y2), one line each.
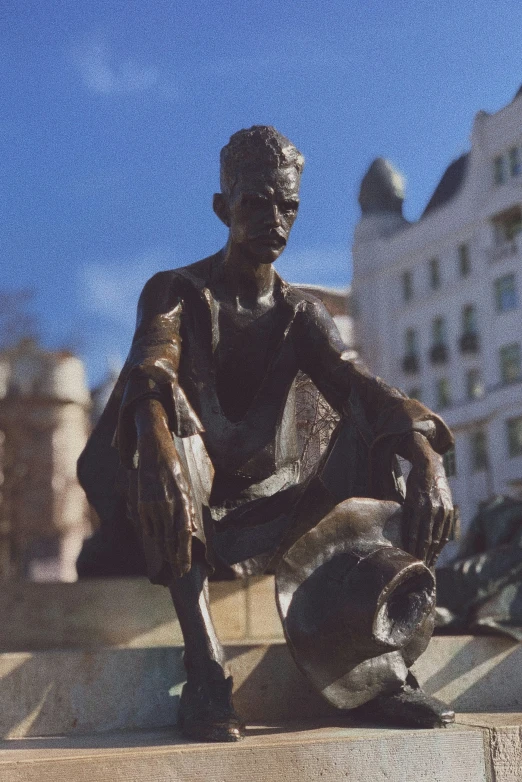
0 636 521 738
0 721 494 782
0 577 282 649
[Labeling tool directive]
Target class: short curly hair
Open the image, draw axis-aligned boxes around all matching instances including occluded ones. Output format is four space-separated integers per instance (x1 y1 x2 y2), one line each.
220 126 304 197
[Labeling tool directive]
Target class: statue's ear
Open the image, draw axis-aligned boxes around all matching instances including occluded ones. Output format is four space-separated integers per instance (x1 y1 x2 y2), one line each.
213 193 230 227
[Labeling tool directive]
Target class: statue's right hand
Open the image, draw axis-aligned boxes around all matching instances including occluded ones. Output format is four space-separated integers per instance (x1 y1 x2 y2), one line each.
136 431 197 578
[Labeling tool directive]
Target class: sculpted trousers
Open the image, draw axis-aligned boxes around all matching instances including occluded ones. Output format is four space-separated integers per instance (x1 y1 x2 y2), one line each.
132 416 408 686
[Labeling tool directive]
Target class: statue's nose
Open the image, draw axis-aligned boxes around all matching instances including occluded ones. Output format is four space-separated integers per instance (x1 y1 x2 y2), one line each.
268 202 282 226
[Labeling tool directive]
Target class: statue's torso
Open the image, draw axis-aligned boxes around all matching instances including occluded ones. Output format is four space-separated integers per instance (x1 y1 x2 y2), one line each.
174 265 301 488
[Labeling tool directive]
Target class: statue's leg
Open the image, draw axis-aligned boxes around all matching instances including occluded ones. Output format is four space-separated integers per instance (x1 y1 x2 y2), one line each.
309 420 455 728
168 545 245 742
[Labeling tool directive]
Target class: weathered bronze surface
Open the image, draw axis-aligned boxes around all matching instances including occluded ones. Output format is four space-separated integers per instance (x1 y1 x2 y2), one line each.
437 495 522 640
78 126 456 740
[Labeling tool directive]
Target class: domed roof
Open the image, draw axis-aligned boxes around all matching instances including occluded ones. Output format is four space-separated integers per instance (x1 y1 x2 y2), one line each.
358 158 405 214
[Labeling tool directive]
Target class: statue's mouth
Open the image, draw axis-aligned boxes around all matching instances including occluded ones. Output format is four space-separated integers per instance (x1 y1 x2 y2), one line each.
254 232 286 248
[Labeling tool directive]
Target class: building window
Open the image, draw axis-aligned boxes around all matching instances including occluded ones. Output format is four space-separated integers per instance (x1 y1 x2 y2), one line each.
436 377 451 409
494 155 506 185
432 316 447 345
466 368 485 400
462 304 477 333
429 258 441 290
460 304 479 353
402 328 419 373
507 416 522 457
402 270 413 302
492 206 522 243
509 147 521 177
470 430 489 472
443 447 457 478
495 273 518 312
405 328 418 354
430 316 448 363
458 243 471 277
500 343 522 384
408 387 422 402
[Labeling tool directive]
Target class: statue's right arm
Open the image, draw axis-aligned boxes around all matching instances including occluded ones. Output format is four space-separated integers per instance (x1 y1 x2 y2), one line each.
115 272 202 577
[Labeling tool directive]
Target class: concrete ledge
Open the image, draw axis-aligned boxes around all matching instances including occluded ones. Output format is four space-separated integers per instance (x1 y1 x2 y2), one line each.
0 577 282 649
0 637 521 738
457 714 522 782
0 723 489 782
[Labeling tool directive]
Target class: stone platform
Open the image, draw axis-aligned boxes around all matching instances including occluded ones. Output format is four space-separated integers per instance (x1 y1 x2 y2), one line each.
0 721 498 782
0 577 281 649
1 579 521 780
0 636 521 738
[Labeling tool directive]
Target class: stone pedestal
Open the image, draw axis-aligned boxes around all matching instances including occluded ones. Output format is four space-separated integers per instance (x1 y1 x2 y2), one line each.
0 578 520 780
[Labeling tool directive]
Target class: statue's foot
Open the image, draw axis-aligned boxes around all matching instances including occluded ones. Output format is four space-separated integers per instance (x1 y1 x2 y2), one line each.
354 675 455 729
177 675 245 742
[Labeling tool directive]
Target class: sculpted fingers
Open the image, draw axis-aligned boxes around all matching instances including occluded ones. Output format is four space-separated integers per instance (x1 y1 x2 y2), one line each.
426 502 447 567
156 500 187 574
171 466 197 532
136 444 197 577
174 486 196 574
175 524 193 576
415 495 433 562
429 505 456 568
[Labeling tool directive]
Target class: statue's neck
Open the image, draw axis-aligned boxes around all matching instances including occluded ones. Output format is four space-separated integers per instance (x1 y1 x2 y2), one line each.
217 242 276 306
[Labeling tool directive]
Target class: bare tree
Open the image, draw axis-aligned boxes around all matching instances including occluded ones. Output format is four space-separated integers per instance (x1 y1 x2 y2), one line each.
0 289 39 350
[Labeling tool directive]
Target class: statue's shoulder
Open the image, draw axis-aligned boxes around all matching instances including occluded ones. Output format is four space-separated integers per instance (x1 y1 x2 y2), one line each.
279 279 328 315
171 255 215 288
140 255 216 304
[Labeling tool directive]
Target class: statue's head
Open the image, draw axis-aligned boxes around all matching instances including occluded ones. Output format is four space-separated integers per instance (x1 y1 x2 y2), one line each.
213 126 304 263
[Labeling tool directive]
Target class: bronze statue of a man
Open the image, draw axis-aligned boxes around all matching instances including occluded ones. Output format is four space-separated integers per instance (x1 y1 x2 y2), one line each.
78 126 455 742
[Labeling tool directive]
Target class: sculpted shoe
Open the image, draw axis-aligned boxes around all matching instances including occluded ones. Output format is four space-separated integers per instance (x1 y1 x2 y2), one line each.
354 674 455 729
177 676 245 742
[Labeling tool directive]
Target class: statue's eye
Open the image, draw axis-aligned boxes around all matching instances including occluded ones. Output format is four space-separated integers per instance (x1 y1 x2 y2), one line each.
282 200 299 213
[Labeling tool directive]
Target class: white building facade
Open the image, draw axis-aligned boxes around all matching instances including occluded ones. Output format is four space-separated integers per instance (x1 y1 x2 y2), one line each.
0 341 92 580
352 89 522 562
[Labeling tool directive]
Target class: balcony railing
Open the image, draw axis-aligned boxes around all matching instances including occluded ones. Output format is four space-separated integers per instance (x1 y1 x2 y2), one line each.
459 331 480 354
489 240 518 263
402 354 420 374
429 343 449 365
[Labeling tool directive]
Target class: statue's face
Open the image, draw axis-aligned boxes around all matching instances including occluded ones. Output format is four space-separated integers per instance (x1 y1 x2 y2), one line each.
227 166 300 263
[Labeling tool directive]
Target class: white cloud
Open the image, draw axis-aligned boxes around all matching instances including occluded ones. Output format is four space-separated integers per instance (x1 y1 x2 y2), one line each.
80 250 174 328
71 36 161 95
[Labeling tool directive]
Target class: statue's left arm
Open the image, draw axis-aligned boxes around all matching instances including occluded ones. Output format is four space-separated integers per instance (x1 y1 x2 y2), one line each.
295 296 454 566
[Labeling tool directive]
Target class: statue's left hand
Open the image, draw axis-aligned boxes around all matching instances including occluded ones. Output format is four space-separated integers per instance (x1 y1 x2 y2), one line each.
399 432 454 566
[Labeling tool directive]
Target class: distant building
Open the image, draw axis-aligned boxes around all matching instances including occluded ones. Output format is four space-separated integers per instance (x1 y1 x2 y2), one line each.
0 340 92 580
352 88 522 562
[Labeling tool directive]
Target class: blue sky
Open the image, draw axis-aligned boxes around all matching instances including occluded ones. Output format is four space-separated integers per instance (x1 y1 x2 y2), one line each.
2 0 522 385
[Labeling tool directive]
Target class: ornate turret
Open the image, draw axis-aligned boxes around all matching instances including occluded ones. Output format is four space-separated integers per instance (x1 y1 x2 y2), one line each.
353 158 408 248
358 158 405 215
351 159 409 372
